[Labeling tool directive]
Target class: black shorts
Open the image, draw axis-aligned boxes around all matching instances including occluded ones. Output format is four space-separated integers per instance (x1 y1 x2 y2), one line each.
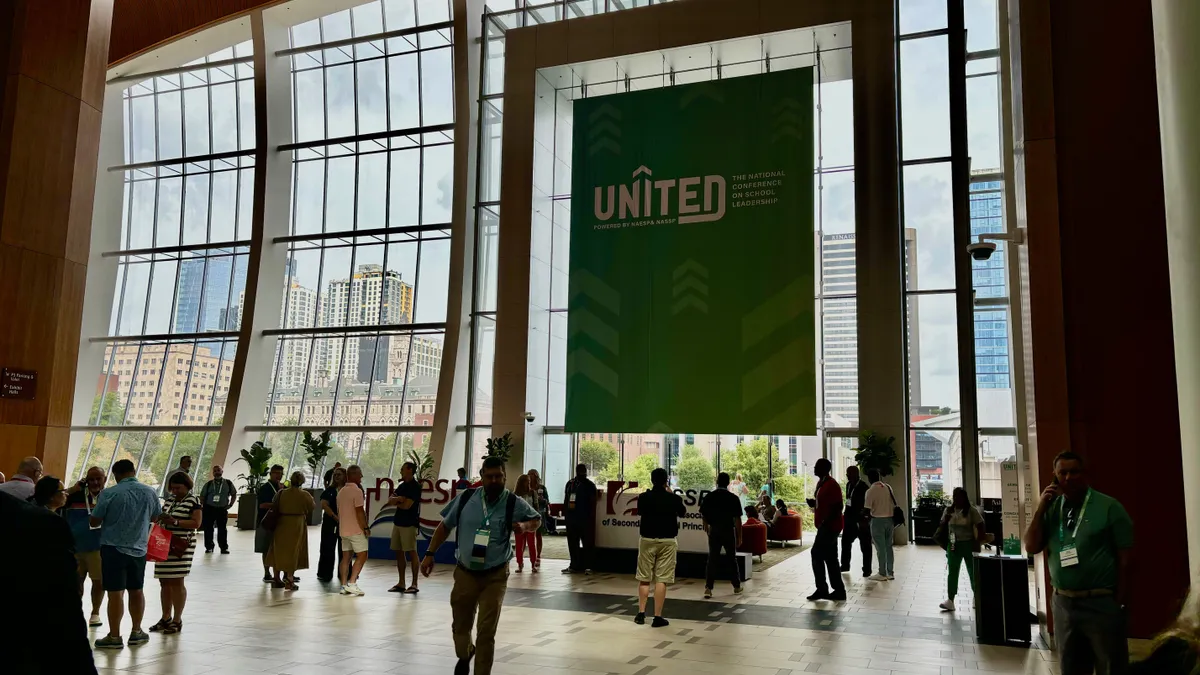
100 545 147 592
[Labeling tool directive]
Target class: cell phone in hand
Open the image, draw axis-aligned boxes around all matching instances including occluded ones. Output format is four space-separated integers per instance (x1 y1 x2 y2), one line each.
806 498 817 509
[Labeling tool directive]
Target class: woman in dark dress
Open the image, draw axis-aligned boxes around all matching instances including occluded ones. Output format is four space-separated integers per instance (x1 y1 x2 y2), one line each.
316 467 346 582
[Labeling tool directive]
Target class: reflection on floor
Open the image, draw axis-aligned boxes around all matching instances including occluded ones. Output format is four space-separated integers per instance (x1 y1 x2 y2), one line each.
88 529 1057 674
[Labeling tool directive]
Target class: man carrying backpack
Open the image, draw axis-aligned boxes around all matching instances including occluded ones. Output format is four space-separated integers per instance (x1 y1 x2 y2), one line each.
421 456 541 675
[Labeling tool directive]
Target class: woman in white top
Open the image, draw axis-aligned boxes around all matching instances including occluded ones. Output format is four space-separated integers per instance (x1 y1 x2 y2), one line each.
939 487 986 611
863 469 898 580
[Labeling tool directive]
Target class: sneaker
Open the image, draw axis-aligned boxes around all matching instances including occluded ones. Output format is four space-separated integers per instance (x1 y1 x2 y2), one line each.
221 549 230 554
634 612 646 625
340 585 353 595
88 614 103 627
806 590 831 601
867 574 889 581
885 575 895 580
651 616 670 628
516 567 524 573
128 630 150 646
205 548 214 554
733 586 744 595
94 635 123 650
583 569 593 575
263 574 273 583
561 567 575 575
349 583 365 596
939 599 955 612
828 590 847 602
703 587 713 599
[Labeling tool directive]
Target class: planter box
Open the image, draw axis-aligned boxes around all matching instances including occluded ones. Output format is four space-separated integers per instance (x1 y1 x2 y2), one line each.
236 492 259 531
305 487 324 526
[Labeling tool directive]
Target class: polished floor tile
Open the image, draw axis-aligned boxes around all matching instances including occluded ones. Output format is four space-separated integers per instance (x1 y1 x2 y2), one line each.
85 529 1051 675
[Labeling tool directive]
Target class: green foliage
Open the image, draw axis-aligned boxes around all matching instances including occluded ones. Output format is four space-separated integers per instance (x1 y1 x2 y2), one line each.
485 432 515 463
357 433 414 480
853 431 899 477
90 393 126 426
720 438 791 495
301 430 333 487
579 440 619 482
407 446 435 480
624 453 658 489
676 445 715 491
773 474 808 503
235 441 273 492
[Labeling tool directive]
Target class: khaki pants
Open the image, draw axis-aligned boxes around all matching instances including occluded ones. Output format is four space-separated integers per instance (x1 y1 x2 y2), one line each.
451 564 509 675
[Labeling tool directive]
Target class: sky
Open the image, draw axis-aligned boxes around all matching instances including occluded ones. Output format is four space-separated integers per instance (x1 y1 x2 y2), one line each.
100 0 1010 431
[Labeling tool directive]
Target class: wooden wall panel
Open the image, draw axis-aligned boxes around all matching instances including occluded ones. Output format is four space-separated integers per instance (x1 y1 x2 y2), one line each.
108 0 277 65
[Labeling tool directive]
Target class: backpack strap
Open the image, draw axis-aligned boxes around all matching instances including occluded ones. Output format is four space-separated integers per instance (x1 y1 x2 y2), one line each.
505 492 517 536
455 488 476 524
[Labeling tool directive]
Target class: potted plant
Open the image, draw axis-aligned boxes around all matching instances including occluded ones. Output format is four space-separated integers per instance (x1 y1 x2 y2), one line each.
408 446 435 481
485 432 515 464
852 431 899 477
302 430 333 525
234 441 272 530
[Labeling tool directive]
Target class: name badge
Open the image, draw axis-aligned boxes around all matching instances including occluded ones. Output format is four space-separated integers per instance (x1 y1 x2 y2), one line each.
949 531 957 546
209 494 223 506
567 493 576 509
471 529 490 569
1060 545 1079 567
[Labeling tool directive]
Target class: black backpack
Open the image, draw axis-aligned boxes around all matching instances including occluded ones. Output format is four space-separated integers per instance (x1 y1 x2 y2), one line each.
454 488 517 538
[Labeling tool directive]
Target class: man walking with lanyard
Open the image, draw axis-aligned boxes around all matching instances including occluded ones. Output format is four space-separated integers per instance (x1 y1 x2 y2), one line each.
200 465 236 554
562 463 598 575
1024 451 1133 675
840 465 872 578
421 456 541 675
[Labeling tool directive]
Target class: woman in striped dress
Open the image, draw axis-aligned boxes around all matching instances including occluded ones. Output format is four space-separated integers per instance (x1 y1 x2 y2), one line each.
150 471 202 635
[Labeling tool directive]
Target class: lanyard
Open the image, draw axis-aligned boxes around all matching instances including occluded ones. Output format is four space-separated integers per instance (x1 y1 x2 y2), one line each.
480 490 507 530
1058 489 1091 543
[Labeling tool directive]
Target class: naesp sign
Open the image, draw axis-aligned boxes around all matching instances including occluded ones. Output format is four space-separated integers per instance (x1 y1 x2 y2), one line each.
596 480 714 553
364 476 465 549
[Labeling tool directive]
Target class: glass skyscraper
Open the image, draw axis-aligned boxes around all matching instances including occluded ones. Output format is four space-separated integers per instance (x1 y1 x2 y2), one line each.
970 178 1010 389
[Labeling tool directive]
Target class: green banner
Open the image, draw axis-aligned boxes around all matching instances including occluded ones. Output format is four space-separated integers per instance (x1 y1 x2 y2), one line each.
565 68 816 435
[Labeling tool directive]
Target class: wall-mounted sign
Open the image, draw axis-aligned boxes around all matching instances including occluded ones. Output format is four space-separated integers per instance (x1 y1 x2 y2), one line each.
0 368 37 400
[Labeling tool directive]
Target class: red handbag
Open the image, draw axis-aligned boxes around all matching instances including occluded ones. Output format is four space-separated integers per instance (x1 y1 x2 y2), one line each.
146 523 171 562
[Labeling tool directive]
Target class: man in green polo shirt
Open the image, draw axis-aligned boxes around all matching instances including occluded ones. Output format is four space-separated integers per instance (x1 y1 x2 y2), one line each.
1024 451 1133 675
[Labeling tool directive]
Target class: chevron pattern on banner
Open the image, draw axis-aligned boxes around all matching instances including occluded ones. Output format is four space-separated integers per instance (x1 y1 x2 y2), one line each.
671 259 710 315
587 103 622 156
566 270 621 400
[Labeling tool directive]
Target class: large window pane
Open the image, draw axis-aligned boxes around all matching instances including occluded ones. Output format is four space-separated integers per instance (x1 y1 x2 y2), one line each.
903 162 955 291
907 293 960 415
900 37 951 160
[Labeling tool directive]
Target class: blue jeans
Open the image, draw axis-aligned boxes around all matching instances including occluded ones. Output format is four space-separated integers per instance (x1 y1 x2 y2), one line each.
870 517 894 576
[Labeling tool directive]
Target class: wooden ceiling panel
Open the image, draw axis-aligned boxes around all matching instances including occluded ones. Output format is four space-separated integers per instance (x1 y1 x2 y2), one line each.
108 0 276 66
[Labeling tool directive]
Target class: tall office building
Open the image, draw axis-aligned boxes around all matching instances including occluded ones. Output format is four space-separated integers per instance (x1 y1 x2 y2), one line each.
277 280 319 389
175 256 248 346
969 173 1010 390
820 230 921 427
318 264 415 384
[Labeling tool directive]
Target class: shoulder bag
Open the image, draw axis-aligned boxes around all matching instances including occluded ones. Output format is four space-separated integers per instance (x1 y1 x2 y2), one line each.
886 484 905 527
933 508 951 550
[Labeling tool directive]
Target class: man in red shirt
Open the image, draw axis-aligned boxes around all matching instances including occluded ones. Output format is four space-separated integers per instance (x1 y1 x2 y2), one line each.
806 458 846 601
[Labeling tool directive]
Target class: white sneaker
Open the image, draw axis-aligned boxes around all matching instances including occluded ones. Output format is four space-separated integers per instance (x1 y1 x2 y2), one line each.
867 574 888 581
340 585 353 595
88 614 103 627
939 599 955 611
349 583 365 596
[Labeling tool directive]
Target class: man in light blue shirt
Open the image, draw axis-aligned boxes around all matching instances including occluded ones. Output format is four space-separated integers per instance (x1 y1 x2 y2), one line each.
421 456 540 675
89 459 161 650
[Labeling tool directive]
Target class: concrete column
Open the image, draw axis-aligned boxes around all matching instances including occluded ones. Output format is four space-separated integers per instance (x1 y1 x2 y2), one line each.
1151 0 1200 588
0 0 114 477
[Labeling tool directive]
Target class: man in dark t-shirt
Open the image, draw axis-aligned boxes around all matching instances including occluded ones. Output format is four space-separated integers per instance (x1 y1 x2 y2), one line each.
562 464 598 574
700 472 744 597
387 462 423 593
634 468 686 627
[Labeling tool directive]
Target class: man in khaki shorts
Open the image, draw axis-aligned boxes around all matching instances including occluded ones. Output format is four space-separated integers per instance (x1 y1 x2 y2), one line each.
634 468 686 628
388 461 423 594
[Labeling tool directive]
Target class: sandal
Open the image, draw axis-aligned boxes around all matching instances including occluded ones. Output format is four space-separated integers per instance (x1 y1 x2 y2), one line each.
162 620 183 635
403 586 420 594
148 618 171 632
388 584 405 593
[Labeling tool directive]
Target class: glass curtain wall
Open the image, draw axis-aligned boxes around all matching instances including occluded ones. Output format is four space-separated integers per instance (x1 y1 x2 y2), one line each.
257 0 456 486
468 7 854 513
898 0 1018 508
73 45 256 489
